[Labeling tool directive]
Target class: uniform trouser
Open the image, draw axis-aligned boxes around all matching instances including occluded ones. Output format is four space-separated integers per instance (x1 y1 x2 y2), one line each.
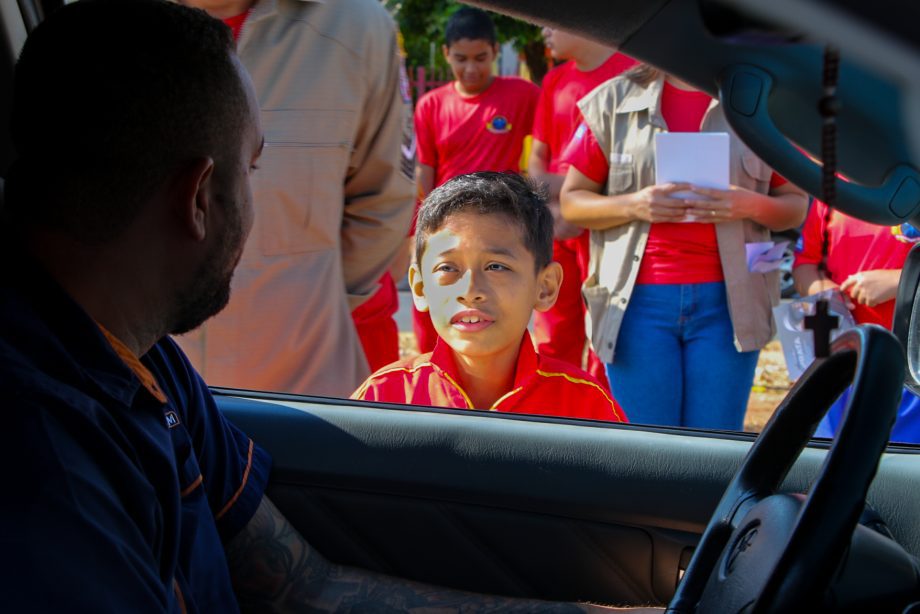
353 272 400 373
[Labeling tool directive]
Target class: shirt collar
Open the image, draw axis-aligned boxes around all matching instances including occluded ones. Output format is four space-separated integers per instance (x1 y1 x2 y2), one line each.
616 76 667 129
248 0 324 19
97 323 168 403
428 330 541 398
0 251 152 407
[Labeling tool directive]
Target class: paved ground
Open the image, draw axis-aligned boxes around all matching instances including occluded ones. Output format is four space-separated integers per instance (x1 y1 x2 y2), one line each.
395 292 792 432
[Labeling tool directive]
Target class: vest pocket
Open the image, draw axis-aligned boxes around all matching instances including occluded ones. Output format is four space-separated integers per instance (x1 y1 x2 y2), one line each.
607 161 636 194
582 277 611 350
254 109 354 256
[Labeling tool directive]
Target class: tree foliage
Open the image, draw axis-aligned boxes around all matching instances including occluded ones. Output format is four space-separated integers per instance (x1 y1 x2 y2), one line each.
384 0 548 83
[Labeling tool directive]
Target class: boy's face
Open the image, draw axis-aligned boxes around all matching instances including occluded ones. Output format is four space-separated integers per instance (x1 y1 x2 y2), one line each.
410 211 562 363
443 38 498 96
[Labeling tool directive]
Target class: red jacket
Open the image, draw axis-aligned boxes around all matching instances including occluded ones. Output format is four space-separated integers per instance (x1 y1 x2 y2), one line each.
352 332 626 422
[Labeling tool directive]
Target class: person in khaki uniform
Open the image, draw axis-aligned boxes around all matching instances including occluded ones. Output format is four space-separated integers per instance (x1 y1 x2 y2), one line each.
560 65 807 430
177 0 415 397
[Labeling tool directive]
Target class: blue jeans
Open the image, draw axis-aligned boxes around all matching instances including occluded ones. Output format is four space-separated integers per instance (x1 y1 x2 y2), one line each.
605 282 759 430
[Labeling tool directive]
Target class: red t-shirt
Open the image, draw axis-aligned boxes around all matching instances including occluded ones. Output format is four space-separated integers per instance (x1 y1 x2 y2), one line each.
794 200 913 328
563 81 785 285
639 83 721 284
352 331 626 422
414 77 540 188
533 53 637 174
222 11 249 40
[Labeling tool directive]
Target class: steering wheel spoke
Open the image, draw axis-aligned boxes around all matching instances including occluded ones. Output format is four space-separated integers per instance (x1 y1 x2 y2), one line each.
668 326 905 614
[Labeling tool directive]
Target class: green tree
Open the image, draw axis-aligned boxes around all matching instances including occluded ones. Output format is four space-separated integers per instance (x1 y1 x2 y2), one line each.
385 0 549 85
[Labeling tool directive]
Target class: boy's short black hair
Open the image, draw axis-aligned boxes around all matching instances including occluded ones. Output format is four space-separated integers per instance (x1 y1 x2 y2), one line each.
415 171 553 271
444 7 497 47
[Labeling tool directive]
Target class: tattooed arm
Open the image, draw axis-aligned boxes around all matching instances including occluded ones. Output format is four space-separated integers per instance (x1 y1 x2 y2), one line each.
226 496 661 613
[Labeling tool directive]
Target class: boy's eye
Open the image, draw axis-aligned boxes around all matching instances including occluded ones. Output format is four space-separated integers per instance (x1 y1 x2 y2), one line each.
486 263 510 272
434 263 458 274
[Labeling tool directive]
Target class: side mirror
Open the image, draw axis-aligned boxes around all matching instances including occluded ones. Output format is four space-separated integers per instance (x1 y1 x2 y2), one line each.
892 241 920 395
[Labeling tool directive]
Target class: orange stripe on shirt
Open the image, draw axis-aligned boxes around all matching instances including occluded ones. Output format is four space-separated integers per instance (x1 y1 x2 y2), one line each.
180 474 203 498
96 323 168 403
490 386 524 410
173 578 188 614
352 364 433 399
535 369 626 422
437 370 475 409
216 439 254 520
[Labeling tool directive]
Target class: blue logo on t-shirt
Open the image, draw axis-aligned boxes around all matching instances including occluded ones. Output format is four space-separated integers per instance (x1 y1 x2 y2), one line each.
893 222 920 243
486 115 512 134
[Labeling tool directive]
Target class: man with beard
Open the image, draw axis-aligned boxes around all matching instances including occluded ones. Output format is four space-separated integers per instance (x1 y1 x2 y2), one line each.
1 1 269 610
0 2 659 612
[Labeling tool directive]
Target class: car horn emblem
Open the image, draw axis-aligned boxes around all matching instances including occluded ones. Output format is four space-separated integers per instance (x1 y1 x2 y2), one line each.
725 527 758 575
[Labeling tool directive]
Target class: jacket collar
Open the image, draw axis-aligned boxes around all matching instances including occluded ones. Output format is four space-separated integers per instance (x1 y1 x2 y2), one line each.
615 76 666 129
615 76 720 130
248 0 324 20
428 330 540 397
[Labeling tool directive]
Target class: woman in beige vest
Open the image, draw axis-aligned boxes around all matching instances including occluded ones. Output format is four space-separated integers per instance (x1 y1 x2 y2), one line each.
559 65 807 430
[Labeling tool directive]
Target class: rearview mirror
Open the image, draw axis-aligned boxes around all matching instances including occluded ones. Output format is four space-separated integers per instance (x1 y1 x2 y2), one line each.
893 242 920 395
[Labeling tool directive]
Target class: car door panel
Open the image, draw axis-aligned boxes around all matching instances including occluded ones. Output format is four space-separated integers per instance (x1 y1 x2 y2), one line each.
218 393 920 605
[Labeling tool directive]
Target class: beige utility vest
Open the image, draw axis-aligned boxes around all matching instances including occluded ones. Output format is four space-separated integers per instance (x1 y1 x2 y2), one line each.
577 76 778 364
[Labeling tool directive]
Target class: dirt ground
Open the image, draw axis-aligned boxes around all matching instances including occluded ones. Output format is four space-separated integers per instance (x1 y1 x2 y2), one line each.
399 333 790 433
745 340 792 432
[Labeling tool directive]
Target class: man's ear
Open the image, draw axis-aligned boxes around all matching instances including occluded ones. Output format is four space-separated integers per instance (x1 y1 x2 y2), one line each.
408 263 429 313
534 261 563 313
172 156 215 242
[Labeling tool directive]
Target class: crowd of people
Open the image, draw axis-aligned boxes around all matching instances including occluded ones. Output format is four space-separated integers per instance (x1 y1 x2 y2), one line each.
4 0 917 610
167 3 913 434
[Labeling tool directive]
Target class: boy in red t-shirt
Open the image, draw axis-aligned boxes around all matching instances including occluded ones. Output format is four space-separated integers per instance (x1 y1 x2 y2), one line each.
412 7 540 352
529 27 636 387
793 200 912 328
794 201 920 443
353 172 625 422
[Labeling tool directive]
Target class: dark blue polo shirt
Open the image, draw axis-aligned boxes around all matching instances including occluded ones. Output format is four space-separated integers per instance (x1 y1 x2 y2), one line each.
0 257 271 612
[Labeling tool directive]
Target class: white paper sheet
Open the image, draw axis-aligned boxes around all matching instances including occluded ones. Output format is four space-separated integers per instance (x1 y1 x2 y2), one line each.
655 132 730 222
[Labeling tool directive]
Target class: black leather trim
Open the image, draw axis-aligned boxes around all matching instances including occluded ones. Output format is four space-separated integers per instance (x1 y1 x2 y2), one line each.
218 394 920 604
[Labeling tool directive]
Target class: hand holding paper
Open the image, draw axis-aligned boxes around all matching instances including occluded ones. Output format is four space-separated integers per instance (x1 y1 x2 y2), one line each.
839 268 901 307
627 183 693 223
654 132 729 222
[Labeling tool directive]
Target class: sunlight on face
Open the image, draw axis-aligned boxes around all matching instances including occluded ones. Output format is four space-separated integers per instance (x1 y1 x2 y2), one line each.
414 211 545 363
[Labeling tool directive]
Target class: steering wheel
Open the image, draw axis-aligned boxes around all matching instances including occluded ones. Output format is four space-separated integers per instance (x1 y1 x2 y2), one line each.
667 325 905 613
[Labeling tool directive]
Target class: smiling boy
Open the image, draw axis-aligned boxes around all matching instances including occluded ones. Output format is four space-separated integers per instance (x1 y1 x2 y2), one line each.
353 172 625 421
